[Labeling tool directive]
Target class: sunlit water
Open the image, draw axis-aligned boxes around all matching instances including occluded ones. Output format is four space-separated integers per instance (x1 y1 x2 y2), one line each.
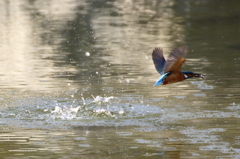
0 0 240 158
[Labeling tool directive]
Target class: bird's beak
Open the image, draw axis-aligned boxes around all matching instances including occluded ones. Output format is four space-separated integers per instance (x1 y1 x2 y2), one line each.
200 74 205 79
193 73 205 79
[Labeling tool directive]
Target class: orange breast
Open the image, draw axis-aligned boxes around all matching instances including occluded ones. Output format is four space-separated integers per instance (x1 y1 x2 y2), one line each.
164 73 185 84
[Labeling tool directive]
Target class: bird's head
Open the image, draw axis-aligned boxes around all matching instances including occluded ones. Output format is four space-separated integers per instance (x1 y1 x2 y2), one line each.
182 71 204 79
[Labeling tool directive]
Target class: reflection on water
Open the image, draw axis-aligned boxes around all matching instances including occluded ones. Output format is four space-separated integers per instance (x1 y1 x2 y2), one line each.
0 0 240 158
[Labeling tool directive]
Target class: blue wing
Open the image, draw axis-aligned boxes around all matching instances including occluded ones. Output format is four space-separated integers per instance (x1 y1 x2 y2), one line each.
152 48 166 75
153 72 170 86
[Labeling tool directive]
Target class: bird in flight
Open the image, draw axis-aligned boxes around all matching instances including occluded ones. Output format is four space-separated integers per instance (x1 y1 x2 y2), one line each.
152 46 204 86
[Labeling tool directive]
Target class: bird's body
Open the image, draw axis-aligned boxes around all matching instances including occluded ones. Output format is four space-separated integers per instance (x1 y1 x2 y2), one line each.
152 46 204 86
163 73 185 85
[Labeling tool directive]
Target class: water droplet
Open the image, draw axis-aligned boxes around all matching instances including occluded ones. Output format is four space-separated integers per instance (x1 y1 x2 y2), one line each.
119 110 124 114
85 52 90 56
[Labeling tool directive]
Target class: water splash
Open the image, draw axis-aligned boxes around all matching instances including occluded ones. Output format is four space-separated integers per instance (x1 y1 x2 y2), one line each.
91 95 115 103
93 109 115 117
51 106 80 120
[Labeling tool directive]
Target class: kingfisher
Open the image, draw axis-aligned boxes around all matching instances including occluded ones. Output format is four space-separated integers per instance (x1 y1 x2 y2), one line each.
152 46 204 86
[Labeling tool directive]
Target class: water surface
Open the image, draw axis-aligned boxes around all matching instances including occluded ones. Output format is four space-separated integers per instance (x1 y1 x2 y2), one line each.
0 0 240 158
